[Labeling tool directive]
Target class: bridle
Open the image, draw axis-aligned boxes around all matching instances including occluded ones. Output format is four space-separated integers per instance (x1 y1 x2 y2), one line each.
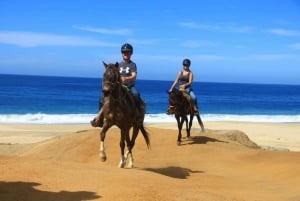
169 90 187 112
102 65 127 102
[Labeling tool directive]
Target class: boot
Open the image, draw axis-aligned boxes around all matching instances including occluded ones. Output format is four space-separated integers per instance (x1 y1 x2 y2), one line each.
193 105 199 114
134 96 145 113
190 100 198 114
192 103 199 114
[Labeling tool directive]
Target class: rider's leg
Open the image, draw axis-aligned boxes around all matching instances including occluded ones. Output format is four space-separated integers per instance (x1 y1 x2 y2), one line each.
130 86 144 111
189 90 198 113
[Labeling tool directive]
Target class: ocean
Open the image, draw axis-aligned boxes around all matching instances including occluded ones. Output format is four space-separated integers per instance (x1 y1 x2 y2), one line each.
1 74 300 124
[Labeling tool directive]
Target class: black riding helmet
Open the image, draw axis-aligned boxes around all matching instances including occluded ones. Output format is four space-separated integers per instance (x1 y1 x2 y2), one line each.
183 58 191 66
121 43 133 53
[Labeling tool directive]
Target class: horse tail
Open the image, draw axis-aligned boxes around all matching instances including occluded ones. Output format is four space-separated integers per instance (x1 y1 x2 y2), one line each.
140 125 151 149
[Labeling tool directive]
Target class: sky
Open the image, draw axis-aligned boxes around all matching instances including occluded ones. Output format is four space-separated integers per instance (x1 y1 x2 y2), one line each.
1 0 300 85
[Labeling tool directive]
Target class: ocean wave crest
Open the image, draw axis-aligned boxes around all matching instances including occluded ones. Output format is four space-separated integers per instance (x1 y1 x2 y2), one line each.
0 113 300 124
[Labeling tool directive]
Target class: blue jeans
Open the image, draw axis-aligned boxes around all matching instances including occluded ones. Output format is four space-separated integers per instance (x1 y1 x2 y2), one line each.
98 85 141 110
128 86 140 101
185 87 198 107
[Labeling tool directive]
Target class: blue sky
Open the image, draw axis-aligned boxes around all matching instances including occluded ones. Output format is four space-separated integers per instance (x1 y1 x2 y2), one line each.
1 0 300 84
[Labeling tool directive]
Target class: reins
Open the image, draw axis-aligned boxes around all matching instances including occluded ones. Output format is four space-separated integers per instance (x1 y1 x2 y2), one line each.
170 91 189 113
102 64 133 108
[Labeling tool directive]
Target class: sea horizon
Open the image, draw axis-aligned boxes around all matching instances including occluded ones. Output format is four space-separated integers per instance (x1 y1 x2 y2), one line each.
1 73 300 124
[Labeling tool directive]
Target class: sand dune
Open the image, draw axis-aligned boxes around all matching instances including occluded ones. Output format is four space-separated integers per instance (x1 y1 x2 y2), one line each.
1 124 300 201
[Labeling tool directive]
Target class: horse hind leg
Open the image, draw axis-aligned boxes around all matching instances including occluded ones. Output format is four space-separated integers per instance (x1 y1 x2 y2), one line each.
196 114 205 132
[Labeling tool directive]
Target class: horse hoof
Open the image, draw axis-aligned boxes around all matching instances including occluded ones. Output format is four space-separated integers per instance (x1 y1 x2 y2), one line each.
177 141 181 146
119 162 125 168
99 153 107 162
127 163 134 169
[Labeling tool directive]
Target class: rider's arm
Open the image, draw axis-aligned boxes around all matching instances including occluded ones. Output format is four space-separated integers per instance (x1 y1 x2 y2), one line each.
183 72 194 88
121 71 137 82
169 71 181 92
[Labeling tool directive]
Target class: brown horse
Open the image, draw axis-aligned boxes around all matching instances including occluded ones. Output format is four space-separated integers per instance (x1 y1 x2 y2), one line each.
167 88 205 145
99 62 150 168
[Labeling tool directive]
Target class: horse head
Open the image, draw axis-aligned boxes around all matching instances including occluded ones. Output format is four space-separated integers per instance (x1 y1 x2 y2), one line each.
102 62 121 95
167 88 186 114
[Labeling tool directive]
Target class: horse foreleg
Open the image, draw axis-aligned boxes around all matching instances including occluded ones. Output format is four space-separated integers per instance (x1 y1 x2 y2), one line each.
99 141 106 162
126 151 134 169
187 115 194 139
176 116 184 145
99 126 110 162
118 129 127 168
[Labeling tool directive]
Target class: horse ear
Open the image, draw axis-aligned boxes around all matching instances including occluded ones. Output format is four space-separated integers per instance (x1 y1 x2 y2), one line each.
103 61 108 68
115 62 119 68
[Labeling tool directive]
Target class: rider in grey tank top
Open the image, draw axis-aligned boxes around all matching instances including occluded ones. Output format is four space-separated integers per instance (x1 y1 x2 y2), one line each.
168 58 199 113
179 72 190 86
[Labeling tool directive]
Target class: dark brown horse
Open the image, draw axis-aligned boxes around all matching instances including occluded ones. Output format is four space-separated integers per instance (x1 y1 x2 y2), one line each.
99 62 150 168
167 88 205 145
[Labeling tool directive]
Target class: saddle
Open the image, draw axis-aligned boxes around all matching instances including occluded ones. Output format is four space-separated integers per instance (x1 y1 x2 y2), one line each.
166 89 190 115
122 85 146 113
178 88 198 113
179 88 191 102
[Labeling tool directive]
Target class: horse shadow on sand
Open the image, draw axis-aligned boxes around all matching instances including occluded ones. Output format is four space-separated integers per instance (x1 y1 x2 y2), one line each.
0 181 101 201
180 134 228 146
141 166 204 179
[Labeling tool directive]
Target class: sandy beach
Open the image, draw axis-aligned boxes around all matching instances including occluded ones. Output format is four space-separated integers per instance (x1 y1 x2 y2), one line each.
1 121 300 201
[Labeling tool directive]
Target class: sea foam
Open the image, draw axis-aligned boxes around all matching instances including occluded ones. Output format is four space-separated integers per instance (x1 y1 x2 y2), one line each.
0 113 300 124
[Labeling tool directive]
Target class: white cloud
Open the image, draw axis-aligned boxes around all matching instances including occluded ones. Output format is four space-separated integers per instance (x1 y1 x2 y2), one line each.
0 31 118 47
179 22 253 33
127 39 158 45
72 25 132 35
192 54 225 61
267 28 300 36
180 40 219 48
239 54 300 61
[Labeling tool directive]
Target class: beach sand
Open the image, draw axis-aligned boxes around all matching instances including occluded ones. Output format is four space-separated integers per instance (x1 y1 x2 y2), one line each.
1 121 300 201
